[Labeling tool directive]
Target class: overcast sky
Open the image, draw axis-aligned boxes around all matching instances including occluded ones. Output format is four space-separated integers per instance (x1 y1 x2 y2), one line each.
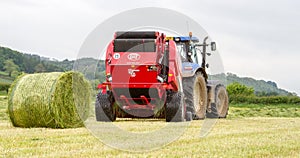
0 0 299 95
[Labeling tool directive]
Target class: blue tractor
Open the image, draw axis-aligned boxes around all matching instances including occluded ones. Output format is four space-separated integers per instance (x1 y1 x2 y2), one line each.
167 33 229 120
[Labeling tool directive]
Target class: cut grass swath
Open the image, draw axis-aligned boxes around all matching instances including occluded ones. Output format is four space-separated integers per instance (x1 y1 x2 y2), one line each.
8 72 91 128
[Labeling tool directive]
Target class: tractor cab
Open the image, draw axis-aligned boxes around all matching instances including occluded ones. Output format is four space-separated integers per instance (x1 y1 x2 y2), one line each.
166 33 217 80
167 36 200 64
166 35 203 78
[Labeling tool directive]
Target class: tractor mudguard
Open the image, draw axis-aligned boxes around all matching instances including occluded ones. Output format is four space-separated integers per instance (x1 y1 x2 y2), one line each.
207 80 223 106
181 62 201 78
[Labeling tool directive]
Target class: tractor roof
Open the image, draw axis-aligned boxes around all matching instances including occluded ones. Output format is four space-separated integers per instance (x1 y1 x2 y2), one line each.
166 36 199 42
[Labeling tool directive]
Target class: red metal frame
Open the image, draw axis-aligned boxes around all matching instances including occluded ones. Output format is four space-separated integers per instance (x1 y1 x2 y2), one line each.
98 31 182 112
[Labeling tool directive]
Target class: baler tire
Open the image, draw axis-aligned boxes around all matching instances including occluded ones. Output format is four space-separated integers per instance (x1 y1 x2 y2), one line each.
166 92 185 122
207 85 229 118
183 72 207 119
95 93 116 122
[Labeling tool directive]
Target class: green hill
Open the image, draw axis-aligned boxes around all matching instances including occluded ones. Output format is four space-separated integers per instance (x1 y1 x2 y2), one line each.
0 46 94 74
0 46 295 96
210 73 294 96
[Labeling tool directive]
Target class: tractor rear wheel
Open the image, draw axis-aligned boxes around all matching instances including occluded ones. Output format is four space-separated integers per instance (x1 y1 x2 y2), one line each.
165 92 185 122
207 85 229 118
183 72 207 119
95 93 116 122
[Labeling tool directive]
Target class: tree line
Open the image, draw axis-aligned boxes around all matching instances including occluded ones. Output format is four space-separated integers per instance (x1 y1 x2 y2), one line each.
227 82 300 104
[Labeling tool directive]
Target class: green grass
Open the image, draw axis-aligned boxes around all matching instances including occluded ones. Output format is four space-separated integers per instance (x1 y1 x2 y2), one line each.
0 71 8 76
0 78 12 84
0 91 7 96
0 97 300 157
0 96 8 120
229 103 300 118
0 71 14 84
0 71 14 95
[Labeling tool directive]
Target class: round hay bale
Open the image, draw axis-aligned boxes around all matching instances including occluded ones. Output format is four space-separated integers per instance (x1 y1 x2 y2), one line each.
8 71 91 128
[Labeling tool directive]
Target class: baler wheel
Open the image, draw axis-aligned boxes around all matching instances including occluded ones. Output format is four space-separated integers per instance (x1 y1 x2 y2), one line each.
95 93 116 122
165 92 185 122
183 72 207 119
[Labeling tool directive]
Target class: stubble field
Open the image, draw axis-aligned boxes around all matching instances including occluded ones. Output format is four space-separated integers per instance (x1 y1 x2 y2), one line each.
0 96 299 157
